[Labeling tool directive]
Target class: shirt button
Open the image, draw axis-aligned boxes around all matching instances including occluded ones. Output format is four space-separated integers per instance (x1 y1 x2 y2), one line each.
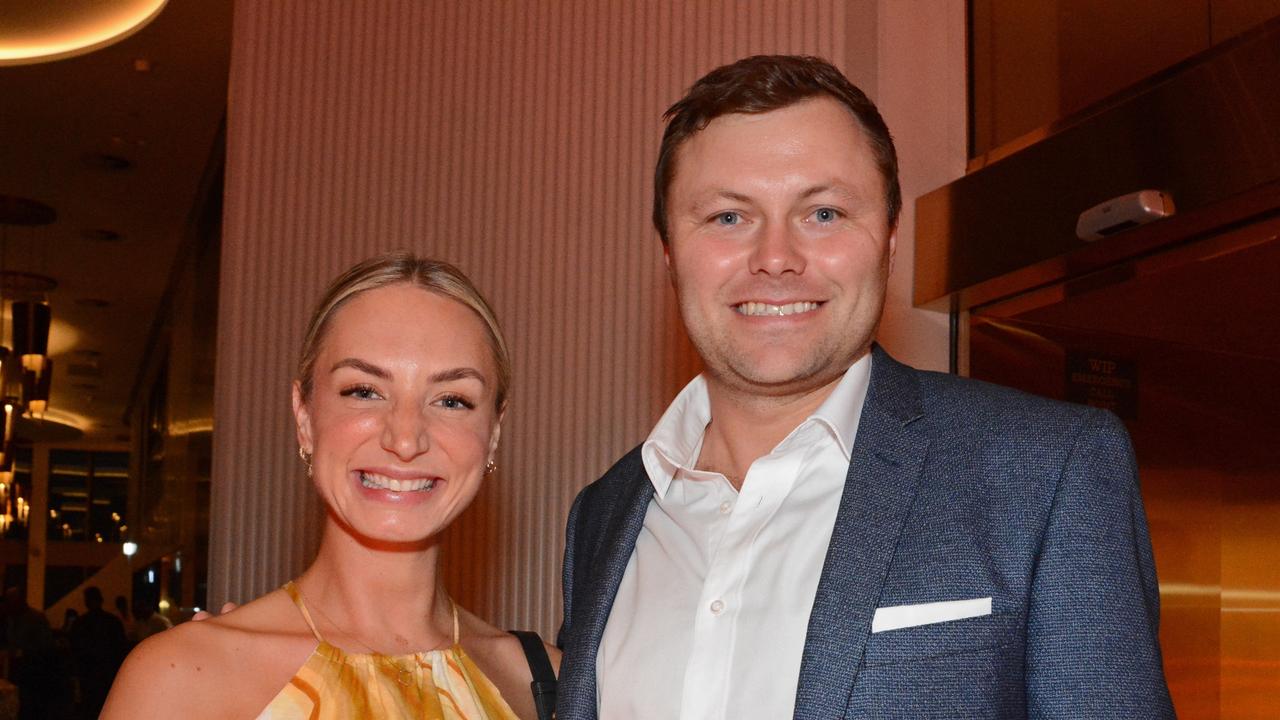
710 599 725 615
718 501 732 515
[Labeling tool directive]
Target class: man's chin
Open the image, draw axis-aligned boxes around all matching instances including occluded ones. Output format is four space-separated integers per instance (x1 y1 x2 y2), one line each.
713 359 840 397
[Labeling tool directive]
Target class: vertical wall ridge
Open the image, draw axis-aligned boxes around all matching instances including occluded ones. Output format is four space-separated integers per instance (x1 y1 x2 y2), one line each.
215 0 866 639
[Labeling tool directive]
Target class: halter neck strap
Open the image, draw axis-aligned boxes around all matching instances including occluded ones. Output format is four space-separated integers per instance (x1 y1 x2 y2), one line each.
283 581 325 643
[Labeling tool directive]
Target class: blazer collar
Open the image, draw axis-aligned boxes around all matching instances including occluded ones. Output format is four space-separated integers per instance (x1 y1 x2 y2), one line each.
795 344 929 718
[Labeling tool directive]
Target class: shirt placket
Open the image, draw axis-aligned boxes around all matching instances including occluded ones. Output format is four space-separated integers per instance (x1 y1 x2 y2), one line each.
678 451 804 720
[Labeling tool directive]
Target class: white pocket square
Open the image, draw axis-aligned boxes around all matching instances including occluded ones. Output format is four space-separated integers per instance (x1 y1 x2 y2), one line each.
871 597 992 633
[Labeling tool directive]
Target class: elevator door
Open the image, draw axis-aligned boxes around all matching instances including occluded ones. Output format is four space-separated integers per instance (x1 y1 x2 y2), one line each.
968 215 1280 719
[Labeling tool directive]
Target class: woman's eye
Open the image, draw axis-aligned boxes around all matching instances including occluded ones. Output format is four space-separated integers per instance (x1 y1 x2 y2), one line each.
340 384 381 400
437 394 476 411
813 207 841 223
712 211 741 226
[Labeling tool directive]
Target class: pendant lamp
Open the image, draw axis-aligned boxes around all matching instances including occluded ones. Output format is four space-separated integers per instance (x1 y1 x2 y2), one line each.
24 358 51 414
11 300 50 376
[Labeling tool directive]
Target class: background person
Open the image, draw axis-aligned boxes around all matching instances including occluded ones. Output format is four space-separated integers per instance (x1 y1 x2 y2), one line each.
69 586 127 719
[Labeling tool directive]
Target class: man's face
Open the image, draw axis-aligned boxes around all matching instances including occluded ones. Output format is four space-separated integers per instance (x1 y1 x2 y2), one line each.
664 96 895 399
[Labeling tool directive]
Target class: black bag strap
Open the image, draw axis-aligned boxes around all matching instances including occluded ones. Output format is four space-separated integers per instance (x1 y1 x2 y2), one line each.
508 630 557 720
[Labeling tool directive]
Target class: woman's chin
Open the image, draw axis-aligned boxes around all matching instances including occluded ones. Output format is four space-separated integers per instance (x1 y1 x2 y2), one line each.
325 506 445 550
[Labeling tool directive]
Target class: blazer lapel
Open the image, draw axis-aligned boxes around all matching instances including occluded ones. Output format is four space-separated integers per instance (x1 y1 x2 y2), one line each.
561 452 654 720
794 347 929 719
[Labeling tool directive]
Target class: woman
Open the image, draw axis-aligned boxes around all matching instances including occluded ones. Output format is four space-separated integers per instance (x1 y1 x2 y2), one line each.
103 253 559 719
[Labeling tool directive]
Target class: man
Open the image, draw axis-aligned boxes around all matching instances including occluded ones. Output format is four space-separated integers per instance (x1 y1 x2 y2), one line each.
4 587 67 720
556 55 1173 719
70 586 129 719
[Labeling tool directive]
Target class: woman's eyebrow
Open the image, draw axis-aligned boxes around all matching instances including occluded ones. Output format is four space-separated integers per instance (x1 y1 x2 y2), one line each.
430 367 487 386
330 358 391 379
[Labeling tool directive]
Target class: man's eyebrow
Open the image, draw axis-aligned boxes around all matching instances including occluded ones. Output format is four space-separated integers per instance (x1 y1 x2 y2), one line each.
688 186 860 214
430 367 488 386
799 184 859 201
689 190 755 214
330 358 391 379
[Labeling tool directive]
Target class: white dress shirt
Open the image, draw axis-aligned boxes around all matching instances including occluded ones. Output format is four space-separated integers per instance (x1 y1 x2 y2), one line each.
597 355 872 719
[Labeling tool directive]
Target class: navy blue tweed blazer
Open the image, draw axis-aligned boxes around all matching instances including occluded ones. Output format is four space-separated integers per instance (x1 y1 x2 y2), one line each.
555 346 1174 719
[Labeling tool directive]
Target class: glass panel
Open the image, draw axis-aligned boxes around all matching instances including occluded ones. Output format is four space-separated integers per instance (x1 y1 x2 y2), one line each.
49 449 91 541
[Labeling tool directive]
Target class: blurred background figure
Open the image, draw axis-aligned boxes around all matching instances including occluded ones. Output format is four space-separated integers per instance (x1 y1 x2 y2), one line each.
113 596 130 627
128 597 172 645
69 587 127 719
3 587 73 719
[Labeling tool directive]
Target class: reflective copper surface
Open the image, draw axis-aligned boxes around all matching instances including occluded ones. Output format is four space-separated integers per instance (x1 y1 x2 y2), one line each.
969 218 1280 718
916 17 1280 309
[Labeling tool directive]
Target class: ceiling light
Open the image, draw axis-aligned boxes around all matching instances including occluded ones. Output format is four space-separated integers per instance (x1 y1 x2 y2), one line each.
0 0 170 67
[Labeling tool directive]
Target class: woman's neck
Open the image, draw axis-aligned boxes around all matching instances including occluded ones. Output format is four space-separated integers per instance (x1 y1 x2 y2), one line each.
296 521 454 655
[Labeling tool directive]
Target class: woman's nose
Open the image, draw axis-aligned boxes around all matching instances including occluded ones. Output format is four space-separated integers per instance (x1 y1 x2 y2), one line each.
380 402 430 460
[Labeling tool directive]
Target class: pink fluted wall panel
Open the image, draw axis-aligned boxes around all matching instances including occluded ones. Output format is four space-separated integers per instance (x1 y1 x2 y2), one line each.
212 0 878 637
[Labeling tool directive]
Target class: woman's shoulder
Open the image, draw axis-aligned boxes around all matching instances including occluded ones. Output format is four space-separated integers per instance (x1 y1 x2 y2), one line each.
101 588 318 720
457 608 561 719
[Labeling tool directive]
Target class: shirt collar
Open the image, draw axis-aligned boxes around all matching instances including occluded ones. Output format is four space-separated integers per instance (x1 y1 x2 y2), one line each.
641 353 873 499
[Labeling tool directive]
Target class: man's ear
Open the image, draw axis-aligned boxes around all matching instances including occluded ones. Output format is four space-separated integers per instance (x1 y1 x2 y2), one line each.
291 381 314 454
663 241 676 286
887 228 899 275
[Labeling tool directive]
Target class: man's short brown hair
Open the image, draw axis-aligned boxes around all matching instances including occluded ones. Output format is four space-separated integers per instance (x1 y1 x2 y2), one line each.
653 54 901 243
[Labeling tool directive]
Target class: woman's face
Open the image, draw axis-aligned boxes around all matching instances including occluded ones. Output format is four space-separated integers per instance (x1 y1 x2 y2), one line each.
293 283 502 545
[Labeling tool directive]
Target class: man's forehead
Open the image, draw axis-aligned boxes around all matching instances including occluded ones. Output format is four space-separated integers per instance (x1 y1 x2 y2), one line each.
686 183 863 213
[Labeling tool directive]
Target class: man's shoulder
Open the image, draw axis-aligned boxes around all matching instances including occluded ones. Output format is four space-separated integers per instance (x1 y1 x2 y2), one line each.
574 444 647 510
897 361 1111 438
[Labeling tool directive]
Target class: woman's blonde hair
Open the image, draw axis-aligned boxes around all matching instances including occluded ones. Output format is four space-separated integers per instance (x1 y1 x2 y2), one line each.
296 252 511 410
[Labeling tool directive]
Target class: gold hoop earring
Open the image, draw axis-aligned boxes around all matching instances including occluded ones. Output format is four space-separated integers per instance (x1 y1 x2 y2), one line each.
484 460 497 476
299 447 313 477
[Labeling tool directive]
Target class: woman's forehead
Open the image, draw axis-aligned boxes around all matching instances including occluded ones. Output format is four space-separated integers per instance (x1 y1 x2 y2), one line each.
321 286 493 361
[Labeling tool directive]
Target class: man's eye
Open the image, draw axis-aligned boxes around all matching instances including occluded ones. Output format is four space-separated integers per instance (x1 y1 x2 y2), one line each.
813 207 841 223
713 211 740 226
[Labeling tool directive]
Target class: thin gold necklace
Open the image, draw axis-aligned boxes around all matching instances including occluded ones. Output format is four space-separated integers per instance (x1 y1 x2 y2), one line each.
298 585 454 686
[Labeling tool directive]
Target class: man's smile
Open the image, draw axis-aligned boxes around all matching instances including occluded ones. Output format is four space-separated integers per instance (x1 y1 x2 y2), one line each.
732 301 823 317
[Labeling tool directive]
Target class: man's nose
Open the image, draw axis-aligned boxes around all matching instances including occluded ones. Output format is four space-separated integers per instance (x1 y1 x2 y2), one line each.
380 401 430 460
748 219 806 275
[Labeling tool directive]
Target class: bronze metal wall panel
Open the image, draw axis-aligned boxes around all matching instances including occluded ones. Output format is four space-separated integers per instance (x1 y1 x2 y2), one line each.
917 18 1280 308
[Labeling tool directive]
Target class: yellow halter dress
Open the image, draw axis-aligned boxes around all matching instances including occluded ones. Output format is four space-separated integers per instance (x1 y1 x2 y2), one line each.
255 582 519 719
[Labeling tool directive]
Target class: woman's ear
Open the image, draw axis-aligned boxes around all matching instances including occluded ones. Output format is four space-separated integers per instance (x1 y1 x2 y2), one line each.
487 409 505 464
292 381 314 454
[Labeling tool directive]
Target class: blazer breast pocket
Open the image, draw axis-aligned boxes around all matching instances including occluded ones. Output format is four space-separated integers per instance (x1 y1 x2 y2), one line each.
861 609 1022 668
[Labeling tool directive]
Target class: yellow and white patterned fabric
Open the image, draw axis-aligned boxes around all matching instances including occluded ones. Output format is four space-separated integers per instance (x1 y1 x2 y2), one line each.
255 582 519 719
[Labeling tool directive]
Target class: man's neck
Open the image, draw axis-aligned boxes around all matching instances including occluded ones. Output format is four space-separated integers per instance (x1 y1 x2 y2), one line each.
695 371 845 490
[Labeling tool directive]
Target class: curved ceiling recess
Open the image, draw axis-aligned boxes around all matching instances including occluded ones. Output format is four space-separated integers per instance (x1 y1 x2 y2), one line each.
0 0 169 66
